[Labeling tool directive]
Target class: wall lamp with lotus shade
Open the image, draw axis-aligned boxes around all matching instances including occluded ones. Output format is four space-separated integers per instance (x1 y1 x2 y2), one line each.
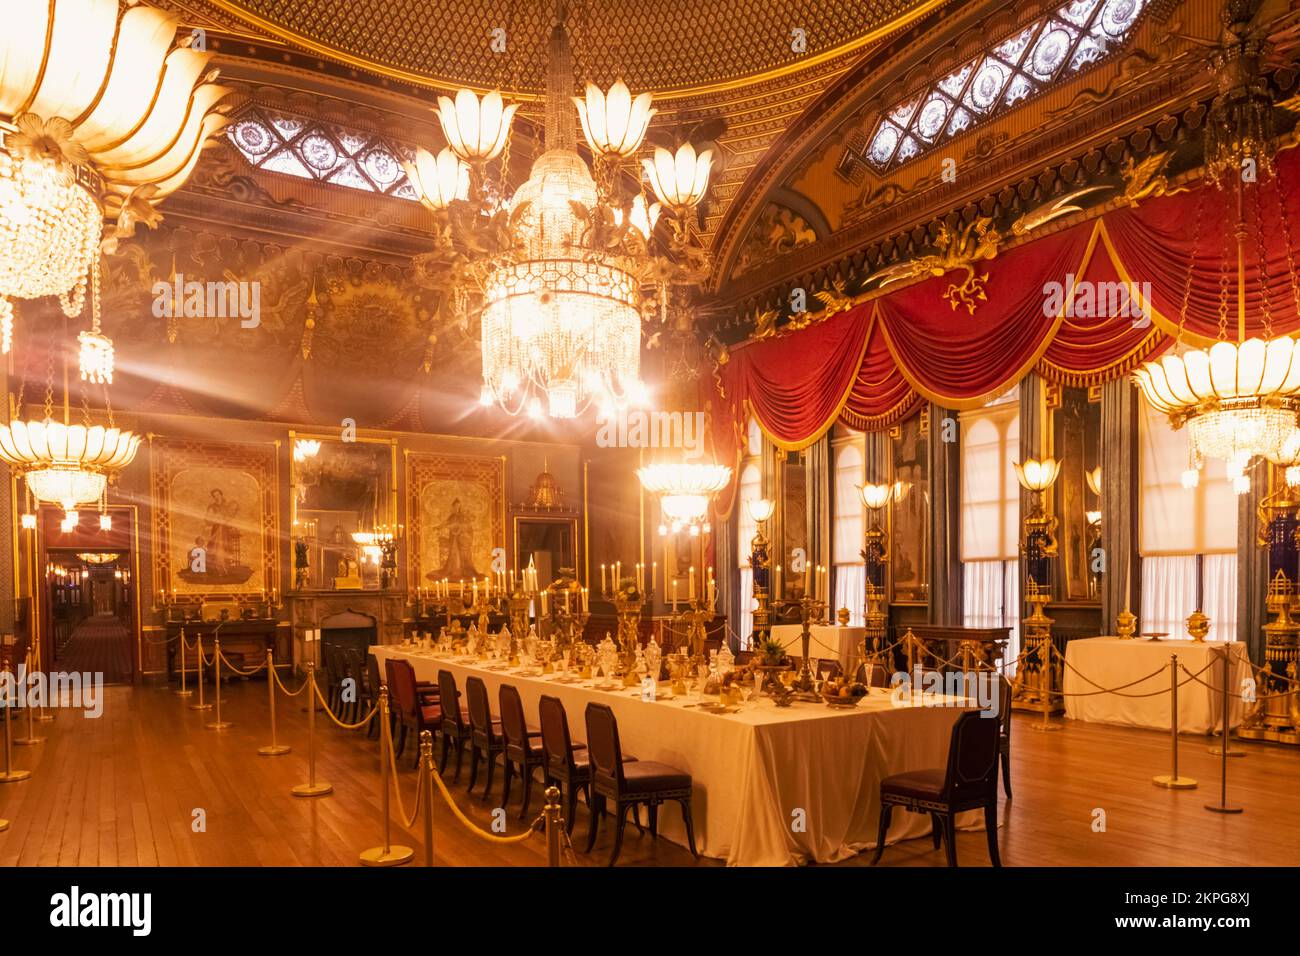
744 497 775 646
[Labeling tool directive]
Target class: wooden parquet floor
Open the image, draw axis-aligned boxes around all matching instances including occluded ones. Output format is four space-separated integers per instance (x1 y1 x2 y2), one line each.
0 680 1296 867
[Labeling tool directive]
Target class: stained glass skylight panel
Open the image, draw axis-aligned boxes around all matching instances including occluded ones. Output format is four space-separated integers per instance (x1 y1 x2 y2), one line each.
860 0 1147 172
227 108 418 200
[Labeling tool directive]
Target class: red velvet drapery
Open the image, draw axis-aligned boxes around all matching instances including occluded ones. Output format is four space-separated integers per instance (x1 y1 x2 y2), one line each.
707 147 1300 516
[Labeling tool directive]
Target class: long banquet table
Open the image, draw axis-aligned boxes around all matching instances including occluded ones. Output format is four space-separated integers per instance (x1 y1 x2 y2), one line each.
373 644 979 866
1063 637 1247 734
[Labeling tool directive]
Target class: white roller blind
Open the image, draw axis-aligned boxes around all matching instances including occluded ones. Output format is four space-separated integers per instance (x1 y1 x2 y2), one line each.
960 406 1020 561
1138 396 1236 554
832 442 864 564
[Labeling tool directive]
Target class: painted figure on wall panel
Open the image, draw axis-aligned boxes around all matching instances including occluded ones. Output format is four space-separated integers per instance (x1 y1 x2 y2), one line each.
407 453 505 588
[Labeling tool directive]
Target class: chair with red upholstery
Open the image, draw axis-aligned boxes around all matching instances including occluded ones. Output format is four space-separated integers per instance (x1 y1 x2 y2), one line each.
464 676 505 798
498 684 546 820
871 708 1002 867
583 703 697 866
386 658 440 767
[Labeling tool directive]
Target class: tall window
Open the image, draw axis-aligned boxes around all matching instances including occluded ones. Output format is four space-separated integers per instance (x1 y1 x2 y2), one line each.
1139 397 1238 639
832 440 866 625
735 417 763 646
960 397 1021 660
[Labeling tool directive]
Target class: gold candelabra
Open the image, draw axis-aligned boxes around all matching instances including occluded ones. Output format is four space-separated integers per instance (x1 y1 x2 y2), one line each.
771 592 827 696
602 580 649 684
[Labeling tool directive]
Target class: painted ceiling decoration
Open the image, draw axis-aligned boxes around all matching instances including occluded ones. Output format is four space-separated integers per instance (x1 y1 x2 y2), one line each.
178 0 947 96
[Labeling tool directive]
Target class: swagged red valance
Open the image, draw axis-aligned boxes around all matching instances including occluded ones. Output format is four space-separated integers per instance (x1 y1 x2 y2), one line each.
705 146 1300 518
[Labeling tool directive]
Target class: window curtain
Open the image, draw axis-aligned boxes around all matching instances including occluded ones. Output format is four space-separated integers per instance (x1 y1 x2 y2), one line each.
1203 553 1238 642
929 404 962 625
1140 555 1198 639
1100 375 1139 630
734 461 761 649
834 565 866 626
962 559 1021 670
1138 395 1236 555
959 400 1019 562
738 567 754 648
1236 458 1266 662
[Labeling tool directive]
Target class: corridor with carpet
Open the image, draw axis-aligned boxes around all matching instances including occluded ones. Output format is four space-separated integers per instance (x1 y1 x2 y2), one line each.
55 614 133 685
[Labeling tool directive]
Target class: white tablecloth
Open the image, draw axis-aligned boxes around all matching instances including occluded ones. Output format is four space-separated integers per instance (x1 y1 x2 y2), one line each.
770 624 865 671
373 645 978 866
1063 637 1246 734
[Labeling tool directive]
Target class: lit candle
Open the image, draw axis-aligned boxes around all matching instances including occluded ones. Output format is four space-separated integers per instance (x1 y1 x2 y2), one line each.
564 588 571 613
689 566 696 602
582 587 589 612
776 564 782 595
651 561 657 593
671 578 678 609
601 564 607 593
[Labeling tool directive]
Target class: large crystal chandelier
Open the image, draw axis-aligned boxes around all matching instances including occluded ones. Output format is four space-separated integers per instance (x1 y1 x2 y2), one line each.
1132 17 1300 492
404 8 713 419
0 0 230 350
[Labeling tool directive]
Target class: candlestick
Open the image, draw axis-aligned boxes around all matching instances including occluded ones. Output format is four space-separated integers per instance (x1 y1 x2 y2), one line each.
671 578 678 610
689 566 696 602
652 561 657 593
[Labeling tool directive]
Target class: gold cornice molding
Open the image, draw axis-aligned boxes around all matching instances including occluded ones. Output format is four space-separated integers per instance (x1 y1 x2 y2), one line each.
196 0 953 102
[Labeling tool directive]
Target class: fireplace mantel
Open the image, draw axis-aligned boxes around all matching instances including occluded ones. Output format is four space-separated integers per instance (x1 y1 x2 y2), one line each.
285 589 408 650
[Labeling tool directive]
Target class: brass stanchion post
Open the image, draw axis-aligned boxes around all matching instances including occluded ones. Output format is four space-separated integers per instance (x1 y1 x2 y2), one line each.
1154 654 1197 789
32 641 52 722
291 661 332 797
257 648 289 756
1206 645 1244 813
175 629 192 698
189 636 212 711
360 687 413 866
544 785 562 867
420 730 435 866
13 650 44 746
205 637 231 730
1209 645 1245 757
1030 640 1060 732
0 683 31 783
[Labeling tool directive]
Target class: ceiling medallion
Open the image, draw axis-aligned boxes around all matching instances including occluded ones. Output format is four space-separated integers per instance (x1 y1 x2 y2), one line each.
403 8 713 419
0 0 231 352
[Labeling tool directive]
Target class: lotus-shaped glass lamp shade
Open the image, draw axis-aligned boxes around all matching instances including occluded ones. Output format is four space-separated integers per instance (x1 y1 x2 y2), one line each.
860 483 893 510
746 497 774 523
573 79 654 159
405 147 469 211
642 142 713 210
434 89 518 163
1013 456 1061 492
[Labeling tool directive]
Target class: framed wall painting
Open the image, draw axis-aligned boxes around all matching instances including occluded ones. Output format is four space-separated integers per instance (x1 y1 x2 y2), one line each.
406 452 506 589
149 437 280 602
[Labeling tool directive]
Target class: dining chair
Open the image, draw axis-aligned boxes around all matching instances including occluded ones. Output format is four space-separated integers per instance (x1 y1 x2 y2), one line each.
464 676 505 798
498 684 546 820
584 703 698 866
871 709 1002 867
387 658 440 767
437 669 470 781
538 695 601 836
997 674 1013 799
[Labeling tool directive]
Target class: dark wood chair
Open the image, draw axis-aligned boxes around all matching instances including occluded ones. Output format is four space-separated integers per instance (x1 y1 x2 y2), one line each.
537 695 600 836
871 709 1002 867
386 658 440 766
498 684 546 820
437 669 470 781
464 676 505 798
584 703 698 866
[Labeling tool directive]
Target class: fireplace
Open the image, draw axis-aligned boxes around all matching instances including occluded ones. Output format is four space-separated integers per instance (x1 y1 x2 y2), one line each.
320 609 377 656
285 589 407 670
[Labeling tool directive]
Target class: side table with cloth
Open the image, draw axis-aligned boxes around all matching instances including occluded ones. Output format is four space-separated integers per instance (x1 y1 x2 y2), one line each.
372 645 981 866
770 623 864 672
1063 637 1247 734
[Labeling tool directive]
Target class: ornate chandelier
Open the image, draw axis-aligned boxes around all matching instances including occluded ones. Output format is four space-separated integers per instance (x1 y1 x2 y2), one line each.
404 9 713 419
0 0 230 350
637 462 732 536
1132 22 1300 493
